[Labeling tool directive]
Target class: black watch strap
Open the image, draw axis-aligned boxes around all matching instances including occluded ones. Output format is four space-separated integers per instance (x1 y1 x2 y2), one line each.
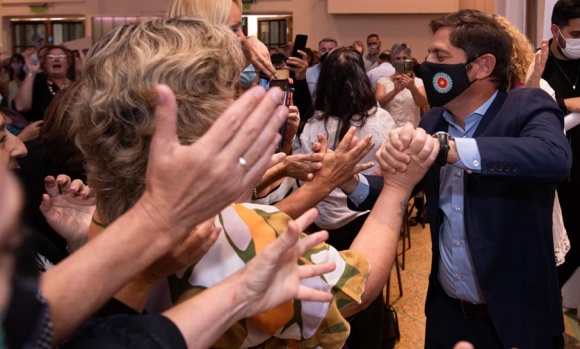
434 132 452 166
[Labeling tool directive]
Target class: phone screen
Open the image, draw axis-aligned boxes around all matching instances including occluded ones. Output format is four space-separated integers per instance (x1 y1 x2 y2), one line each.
258 74 270 90
290 34 308 59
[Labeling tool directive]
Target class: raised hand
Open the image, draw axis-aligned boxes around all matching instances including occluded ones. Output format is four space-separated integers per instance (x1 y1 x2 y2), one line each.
39 175 95 252
283 105 300 147
280 153 323 181
311 127 375 193
379 125 439 192
22 49 40 74
375 123 415 174
238 208 335 318
17 120 43 142
244 36 277 79
138 84 286 238
526 39 549 88
285 50 309 81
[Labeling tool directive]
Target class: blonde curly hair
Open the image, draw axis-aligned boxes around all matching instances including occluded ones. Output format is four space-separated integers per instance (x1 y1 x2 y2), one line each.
492 14 534 89
73 17 245 223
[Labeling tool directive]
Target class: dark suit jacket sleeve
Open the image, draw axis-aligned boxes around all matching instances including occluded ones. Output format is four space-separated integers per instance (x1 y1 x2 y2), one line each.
347 175 384 211
474 88 572 184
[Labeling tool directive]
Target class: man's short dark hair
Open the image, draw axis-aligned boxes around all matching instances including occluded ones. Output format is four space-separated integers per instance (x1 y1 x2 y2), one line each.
429 9 512 90
367 34 379 42
552 0 580 27
379 50 391 62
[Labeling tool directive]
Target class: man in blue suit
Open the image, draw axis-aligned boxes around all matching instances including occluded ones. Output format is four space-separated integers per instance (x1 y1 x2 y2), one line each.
349 9 572 348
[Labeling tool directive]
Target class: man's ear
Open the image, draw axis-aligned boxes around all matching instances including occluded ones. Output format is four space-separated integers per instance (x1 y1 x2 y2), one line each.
551 24 560 39
473 54 495 79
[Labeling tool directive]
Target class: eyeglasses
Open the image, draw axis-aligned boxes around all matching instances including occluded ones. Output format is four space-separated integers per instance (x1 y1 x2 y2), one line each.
46 54 67 60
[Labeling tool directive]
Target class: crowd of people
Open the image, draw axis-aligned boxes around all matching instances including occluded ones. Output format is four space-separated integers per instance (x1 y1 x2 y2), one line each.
0 0 578 348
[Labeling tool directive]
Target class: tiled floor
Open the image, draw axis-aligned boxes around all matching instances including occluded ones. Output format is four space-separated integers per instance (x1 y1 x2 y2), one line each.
386 221 580 349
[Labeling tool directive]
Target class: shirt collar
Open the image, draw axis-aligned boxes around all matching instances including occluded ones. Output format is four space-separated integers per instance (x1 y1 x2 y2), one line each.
442 90 498 136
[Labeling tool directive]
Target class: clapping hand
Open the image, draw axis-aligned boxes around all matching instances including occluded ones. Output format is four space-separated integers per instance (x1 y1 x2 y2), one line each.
39 175 95 252
238 208 335 318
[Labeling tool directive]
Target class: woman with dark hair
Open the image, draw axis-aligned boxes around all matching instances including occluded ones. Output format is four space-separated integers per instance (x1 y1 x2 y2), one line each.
298 46 396 349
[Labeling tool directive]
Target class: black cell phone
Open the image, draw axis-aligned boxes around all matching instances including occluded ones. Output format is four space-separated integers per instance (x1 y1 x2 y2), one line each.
290 34 308 59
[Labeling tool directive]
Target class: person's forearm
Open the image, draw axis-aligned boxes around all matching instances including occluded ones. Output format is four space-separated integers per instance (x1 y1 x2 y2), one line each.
410 87 428 108
377 89 398 108
342 183 410 317
13 73 35 112
282 138 293 155
275 179 332 219
41 199 187 343
256 163 286 194
163 271 249 349
113 275 158 313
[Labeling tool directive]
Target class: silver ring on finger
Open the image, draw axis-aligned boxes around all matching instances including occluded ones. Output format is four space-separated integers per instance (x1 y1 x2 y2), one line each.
238 157 248 167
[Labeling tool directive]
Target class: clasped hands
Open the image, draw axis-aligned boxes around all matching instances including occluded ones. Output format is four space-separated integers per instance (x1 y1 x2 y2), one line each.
375 123 439 190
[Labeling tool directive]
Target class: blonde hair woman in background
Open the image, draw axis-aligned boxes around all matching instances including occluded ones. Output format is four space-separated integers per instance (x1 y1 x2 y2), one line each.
167 0 277 79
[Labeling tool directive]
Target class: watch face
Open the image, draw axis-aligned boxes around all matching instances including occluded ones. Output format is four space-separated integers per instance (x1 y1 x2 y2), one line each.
435 131 450 143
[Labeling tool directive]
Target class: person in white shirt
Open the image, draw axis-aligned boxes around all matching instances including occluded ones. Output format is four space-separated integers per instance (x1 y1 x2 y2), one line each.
375 43 428 127
305 38 337 100
367 50 395 91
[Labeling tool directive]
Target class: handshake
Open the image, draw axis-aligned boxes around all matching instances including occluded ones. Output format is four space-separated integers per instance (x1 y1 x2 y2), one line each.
375 123 441 190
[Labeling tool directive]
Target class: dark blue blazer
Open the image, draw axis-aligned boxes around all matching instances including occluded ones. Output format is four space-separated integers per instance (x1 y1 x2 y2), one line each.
354 88 571 348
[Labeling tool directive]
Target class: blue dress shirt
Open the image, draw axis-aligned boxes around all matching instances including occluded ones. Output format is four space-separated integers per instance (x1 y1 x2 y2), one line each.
437 90 498 304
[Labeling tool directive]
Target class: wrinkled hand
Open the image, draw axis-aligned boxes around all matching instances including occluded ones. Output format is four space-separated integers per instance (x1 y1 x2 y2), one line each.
244 36 277 79
311 127 374 192
239 208 334 318
17 120 43 142
285 50 309 81
140 218 221 283
525 38 548 88
376 123 439 191
22 49 40 74
138 85 286 239
39 175 95 252
281 153 323 181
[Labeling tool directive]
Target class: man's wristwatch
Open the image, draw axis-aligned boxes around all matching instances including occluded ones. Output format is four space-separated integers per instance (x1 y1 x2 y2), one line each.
433 132 453 166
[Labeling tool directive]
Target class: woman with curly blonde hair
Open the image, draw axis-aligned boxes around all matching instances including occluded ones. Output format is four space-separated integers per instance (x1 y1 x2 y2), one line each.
73 16 435 349
492 14 554 95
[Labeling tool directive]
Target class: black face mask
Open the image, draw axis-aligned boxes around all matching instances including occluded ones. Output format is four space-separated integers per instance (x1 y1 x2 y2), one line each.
415 61 474 107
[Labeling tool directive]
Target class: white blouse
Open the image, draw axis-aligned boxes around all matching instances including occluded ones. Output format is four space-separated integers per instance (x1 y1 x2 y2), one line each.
297 107 396 229
377 76 424 127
